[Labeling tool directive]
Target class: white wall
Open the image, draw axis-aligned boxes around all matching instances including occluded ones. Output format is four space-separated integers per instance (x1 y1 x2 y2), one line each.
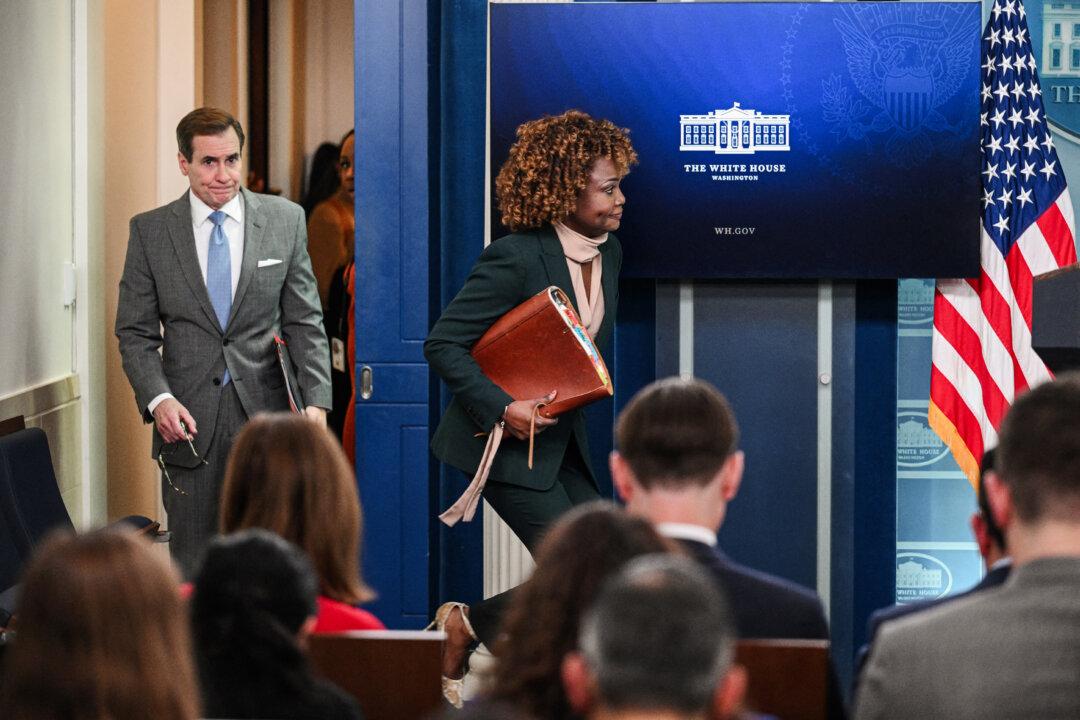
0 2 75 396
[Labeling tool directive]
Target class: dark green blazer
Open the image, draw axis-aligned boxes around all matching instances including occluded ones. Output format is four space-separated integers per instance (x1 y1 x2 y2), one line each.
424 225 621 491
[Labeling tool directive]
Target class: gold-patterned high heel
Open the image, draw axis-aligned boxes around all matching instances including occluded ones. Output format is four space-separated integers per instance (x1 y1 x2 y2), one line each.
426 602 478 708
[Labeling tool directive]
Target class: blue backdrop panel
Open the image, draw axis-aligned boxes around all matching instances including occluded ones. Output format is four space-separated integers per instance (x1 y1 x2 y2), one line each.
691 282 820 590
490 2 983 279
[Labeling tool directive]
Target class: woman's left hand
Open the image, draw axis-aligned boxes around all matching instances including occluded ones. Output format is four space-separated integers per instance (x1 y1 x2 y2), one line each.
502 390 558 440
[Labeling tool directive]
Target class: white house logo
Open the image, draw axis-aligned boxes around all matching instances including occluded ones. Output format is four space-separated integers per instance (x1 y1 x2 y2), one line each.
897 411 951 467
897 279 934 326
679 103 791 155
895 552 953 602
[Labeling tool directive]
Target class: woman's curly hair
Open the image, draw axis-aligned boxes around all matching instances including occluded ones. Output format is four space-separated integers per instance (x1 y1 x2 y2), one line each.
495 110 638 231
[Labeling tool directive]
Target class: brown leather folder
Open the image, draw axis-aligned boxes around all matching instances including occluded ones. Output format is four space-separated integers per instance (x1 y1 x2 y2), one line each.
472 286 613 418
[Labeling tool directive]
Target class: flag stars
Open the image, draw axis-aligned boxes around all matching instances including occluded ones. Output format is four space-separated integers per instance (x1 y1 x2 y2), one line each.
1021 159 1037 180
1002 26 1015 47
982 83 992 101
998 189 1013 208
1041 133 1055 153
989 26 1002 47
1010 82 1025 102
993 213 1010 236
994 83 1010 103
1025 106 1041 127
1003 0 1016 18
1040 159 1058 181
987 134 1004 155
998 54 1015 74
1023 135 1040 154
991 107 1007 127
983 163 1001 182
1008 107 1024 127
1017 186 1034 208
1005 135 1020 154
1027 81 1041 99
984 188 995 209
1002 161 1018 180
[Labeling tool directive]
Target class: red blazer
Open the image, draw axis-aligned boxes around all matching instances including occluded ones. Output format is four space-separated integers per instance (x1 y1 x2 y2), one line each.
180 583 385 633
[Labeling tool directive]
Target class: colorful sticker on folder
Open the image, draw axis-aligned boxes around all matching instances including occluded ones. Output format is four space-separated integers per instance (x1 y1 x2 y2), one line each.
549 288 611 389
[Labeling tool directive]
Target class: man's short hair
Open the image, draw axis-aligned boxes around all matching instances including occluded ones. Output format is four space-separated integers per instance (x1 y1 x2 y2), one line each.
996 372 1080 523
578 554 736 714
176 107 246 161
615 376 739 488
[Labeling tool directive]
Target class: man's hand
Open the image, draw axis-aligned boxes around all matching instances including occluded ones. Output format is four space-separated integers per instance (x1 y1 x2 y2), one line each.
153 398 198 444
502 390 558 441
304 406 328 426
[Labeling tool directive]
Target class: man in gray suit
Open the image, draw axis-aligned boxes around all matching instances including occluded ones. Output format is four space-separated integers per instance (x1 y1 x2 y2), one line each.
855 373 1080 720
116 107 331 576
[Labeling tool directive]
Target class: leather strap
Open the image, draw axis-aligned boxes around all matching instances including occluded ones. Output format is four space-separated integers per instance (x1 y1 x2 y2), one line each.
528 403 547 470
438 423 504 526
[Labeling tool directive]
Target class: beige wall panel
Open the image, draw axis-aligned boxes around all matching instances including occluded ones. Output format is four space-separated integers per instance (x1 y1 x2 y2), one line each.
303 0 354 168
104 0 161 521
80 0 109 526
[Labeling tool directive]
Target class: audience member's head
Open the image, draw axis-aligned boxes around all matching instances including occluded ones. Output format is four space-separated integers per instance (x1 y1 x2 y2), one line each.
337 128 356 206
562 555 746 720
191 530 315 710
973 447 1007 566
611 376 744 530
219 412 373 604
487 502 677 719
988 372 1080 561
0 530 198 720
301 141 342 218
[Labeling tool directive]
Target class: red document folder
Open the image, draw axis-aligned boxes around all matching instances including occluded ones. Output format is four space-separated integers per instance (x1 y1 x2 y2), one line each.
471 286 613 417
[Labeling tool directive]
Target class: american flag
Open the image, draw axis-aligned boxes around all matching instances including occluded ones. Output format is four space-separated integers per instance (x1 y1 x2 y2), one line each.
930 0 1077 484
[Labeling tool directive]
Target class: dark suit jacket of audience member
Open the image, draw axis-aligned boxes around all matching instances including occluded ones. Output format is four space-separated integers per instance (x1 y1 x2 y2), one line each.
678 539 829 639
678 539 846 720
852 561 1011 689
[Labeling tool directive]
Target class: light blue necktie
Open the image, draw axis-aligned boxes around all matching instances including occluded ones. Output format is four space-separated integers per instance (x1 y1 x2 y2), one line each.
208 210 232 385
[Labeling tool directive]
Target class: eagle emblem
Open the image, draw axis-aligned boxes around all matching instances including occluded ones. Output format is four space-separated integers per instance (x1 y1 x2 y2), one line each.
827 4 976 165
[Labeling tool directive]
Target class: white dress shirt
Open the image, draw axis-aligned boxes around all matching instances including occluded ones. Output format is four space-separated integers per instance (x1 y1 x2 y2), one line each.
656 522 718 547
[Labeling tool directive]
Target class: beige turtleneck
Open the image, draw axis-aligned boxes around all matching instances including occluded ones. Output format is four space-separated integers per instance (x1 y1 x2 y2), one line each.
553 222 606 338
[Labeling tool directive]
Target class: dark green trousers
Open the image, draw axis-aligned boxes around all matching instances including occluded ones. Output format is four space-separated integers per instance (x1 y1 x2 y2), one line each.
469 437 600 647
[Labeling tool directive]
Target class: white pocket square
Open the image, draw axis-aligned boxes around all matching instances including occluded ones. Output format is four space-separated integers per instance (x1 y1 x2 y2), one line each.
257 258 283 268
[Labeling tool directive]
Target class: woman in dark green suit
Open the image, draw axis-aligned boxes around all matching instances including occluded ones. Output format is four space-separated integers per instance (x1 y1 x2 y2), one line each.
423 110 637 703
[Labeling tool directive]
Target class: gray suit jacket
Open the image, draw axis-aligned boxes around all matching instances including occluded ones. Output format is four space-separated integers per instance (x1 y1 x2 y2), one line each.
855 557 1080 720
115 188 331 464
